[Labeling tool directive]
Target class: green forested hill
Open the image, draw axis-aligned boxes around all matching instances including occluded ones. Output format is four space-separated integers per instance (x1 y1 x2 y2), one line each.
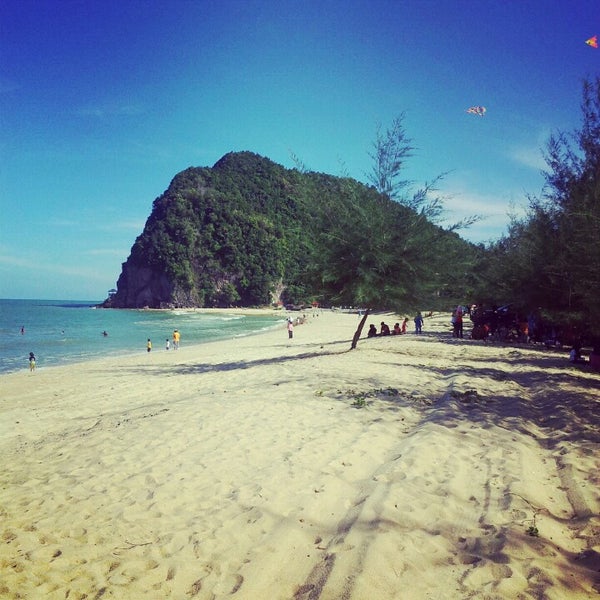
106 151 477 310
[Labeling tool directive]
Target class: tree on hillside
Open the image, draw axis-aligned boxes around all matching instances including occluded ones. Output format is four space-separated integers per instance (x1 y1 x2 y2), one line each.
368 114 415 202
308 117 478 348
368 115 479 230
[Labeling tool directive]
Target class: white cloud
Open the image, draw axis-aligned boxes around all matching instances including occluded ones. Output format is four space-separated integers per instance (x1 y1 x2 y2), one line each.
0 252 106 280
507 125 552 172
102 219 145 231
85 248 128 257
47 217 80 227
46 216 144 232
0 254 36 269
0 250 120 303
76 103 146 118
438 187 529 244
509 145 547 171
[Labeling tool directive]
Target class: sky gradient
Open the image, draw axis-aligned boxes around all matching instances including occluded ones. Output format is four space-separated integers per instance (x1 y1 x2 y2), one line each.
1 0 598 300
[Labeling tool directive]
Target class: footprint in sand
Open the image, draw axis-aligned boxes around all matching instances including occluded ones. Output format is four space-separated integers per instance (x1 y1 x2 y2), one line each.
189 579 203 596
108 572 135 586
212 573 244 595
187 565 214 596
526 566 553 594
2 530 17 542
491 563 513 579
108 561 120 573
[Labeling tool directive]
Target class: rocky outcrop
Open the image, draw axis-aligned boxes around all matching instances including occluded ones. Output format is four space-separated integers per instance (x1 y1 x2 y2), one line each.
103 263 205 308
104 265 169 308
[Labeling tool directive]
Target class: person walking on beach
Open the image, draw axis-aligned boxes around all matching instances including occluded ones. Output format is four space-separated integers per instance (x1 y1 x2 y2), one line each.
173 329 180 350
287 318 294 339
401 317 409 334
147 338 152 353
28 352 36 371
165 338 170 350
414 311 424 334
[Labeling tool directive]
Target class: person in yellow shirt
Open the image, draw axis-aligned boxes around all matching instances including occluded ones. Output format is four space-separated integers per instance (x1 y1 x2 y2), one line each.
147 338 152 352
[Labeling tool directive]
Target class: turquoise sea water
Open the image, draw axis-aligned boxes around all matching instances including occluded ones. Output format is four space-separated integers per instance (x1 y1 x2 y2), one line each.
0 299 284 374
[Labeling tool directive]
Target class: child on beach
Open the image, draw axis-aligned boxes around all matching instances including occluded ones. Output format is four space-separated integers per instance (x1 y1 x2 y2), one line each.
147 339 152 353
165 339 170 350
401 317 409 334
452 306 464 338
28 352 36 371
414 312 424 334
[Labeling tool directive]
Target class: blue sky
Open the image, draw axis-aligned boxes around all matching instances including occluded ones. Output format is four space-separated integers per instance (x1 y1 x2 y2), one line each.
1 0 598 300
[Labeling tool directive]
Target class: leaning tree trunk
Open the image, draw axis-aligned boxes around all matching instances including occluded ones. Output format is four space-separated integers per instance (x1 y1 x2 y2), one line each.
350 308 370 350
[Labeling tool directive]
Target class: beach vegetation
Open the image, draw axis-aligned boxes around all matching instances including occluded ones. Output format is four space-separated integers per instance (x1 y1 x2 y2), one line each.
471 77 600 339
351 397 368 408
507 492 543 539
368 114 479 231
313 116 479 347
344 386 405 407
368 114 415 202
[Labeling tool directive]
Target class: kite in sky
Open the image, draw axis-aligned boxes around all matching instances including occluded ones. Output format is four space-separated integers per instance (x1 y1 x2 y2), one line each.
466 106 486 117
586 36 598 48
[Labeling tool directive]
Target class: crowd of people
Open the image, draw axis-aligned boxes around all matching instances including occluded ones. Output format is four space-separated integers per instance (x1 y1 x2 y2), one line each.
363 305 597 370
367 313 423 338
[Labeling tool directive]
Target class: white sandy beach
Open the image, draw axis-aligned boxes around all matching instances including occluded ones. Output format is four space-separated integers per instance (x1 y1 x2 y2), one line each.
1 310 599 599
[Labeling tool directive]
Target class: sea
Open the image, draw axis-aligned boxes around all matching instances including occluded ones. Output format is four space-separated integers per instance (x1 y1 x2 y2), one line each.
0 299 285 375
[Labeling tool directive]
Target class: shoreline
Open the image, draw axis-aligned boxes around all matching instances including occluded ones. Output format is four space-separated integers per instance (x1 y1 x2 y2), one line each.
0 306 290 376
1 311 598 599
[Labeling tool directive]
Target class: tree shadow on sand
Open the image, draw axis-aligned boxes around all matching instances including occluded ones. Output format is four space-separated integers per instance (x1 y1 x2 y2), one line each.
312 336 600 597
118 338 354 377
367 335 600 446
427 344 599 445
